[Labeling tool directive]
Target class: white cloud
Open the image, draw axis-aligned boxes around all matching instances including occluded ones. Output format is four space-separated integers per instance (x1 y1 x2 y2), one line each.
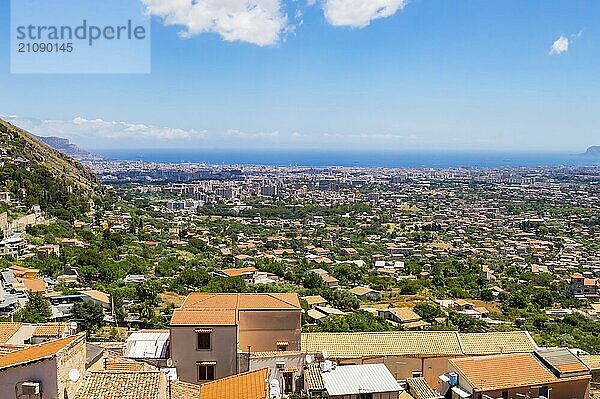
549 35 569 55
1 115 206 147
226 129 280 138
319 0 407 28
141 0 287 46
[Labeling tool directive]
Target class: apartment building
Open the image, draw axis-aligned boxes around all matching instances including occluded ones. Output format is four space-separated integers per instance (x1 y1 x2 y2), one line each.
170 292 301 384
565 273 598 300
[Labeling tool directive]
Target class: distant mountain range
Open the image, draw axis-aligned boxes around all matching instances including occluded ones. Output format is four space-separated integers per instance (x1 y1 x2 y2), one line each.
582 146 600 156
34 135 103 162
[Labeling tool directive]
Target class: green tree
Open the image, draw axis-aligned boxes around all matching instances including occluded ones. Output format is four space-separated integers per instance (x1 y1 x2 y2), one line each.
72 301 105 333
413 302 443 322
14 292 52 323
325 289 359 310
303 272 325 290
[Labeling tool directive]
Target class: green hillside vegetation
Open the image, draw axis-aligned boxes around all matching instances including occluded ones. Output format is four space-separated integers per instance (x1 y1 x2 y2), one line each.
0 117 99 221
0 118 98 190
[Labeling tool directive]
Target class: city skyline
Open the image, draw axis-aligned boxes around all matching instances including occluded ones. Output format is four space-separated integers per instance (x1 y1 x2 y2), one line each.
1 0 599 151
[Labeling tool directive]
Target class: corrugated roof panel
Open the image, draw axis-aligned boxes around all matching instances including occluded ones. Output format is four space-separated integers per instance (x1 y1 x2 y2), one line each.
321 364 401 396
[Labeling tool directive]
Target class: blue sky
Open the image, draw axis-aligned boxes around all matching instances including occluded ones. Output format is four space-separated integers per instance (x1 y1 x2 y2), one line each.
0 0 599 151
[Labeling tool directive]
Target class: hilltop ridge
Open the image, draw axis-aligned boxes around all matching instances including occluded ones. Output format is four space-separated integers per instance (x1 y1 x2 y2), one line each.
582 146 600 156
34 134 104 162
0 117 99 191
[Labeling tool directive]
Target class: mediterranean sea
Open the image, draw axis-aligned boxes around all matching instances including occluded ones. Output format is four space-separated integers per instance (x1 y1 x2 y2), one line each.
94 149 600 169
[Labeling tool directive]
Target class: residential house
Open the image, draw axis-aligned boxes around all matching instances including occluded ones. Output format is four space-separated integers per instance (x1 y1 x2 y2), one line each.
309 268 339 289
302 295 329 309
0 322 72 345
75 370 169 399
444 349 591 399
301 331 539 387
80 289 111 311
377 308 430 330
565 273 598 300
37 244 60 259
349 286 382 301
0 334 86 399
170 293 301 384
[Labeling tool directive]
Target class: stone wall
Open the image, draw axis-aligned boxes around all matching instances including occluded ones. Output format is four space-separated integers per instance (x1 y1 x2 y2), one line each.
56 334 86 399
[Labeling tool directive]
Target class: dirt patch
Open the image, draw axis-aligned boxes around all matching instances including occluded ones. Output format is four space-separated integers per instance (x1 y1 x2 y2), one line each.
160 291 186 307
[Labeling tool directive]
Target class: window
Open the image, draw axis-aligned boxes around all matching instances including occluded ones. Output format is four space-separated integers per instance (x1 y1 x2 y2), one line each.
283 372 294 393
539 386 549 398
359 394 373 399
501 391 509 399
411 370 423 378
276 341 289 351
196 332 211 350
198 365 215 381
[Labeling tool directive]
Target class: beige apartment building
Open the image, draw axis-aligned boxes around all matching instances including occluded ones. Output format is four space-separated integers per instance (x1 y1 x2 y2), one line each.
170 292 301 384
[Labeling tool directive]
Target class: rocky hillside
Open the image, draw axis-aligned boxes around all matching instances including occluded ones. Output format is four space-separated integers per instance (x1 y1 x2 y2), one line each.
35 135 103 162
583 146 600 156
0 117 99 190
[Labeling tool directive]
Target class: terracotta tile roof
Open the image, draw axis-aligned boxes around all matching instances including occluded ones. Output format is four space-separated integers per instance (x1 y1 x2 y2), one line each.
301 295 328 305
579 355 600 371
0 335 79 370
81 290 111 304
304 364 325 391
250 350 302 359
406 377 443 399
171 309 237 326
0 344 25 356
183 293 300 310
400 391 416 399
76 371 164 399
0 322 22 344
172 293 300 326
458 332 538 355
219 267 257 277
450 353 559 391
302 331 537 358
171 380 201 399
349 286 377 296
386 308 422 323
33 323 68 337
199 367 268 399
106 361 147 371
21 277 46 292
301 331 463 358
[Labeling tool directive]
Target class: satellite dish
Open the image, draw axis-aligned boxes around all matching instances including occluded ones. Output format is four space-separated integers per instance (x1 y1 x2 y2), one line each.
166 359 174 367
69 369 80 382
322 350 328 360
305 354 313 364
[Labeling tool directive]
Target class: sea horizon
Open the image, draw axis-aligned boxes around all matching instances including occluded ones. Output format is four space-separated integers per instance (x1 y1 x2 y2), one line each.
92 148 600 169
